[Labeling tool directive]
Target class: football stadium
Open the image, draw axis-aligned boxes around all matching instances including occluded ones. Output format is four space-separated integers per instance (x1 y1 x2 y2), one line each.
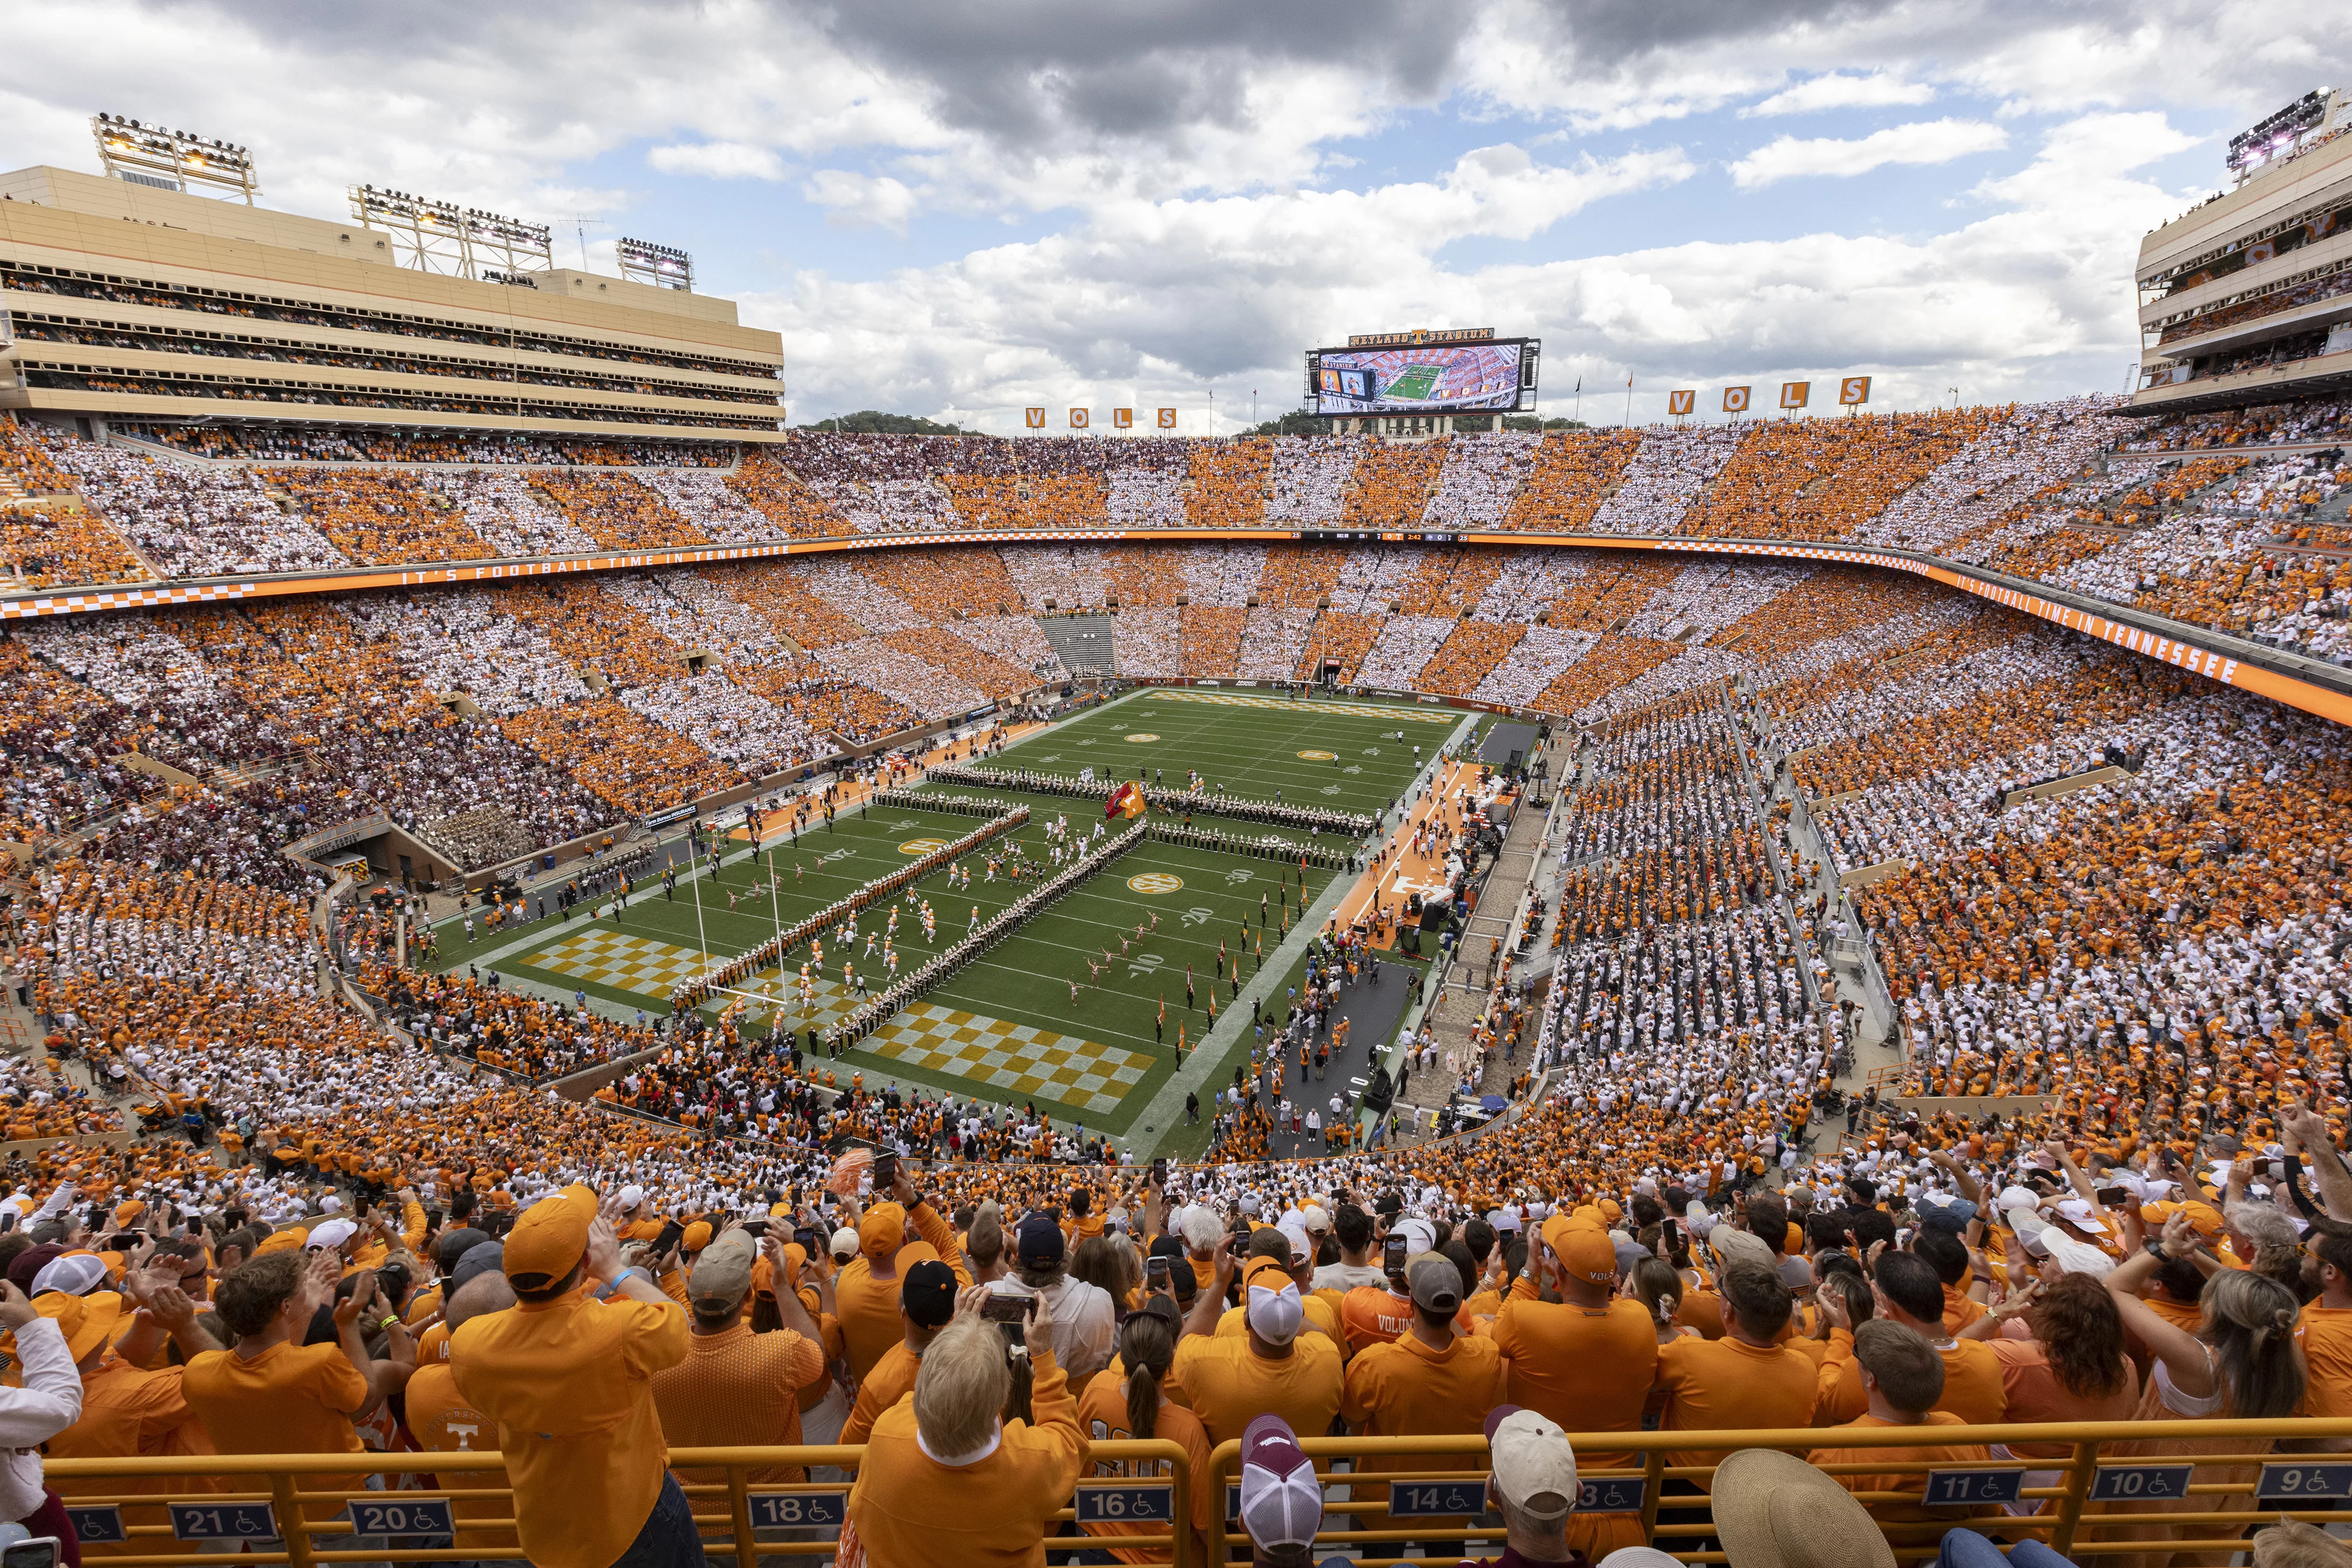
4 43 2352 1568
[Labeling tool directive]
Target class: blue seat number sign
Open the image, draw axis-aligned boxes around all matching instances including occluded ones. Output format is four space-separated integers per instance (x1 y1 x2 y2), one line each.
1390 1481 1482 1517
1924 1470 2023 1507
1577 1478 1645 1514
171 1505 278 1541
2258 1465 2352 1502
748 1491 847 1529
62 1508 123 1545
350 1498 455 1536
1075 1484 1173 1523
2091 1466 2193 1502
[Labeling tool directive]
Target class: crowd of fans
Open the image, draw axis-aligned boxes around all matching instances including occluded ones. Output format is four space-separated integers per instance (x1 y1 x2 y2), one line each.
3 540 2352 1568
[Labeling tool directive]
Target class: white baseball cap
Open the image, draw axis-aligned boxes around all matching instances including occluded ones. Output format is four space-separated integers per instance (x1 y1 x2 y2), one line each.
1486 1405 1578 1522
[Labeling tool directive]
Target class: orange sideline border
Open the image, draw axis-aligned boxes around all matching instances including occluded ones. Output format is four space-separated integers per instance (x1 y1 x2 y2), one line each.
6 525 2348 729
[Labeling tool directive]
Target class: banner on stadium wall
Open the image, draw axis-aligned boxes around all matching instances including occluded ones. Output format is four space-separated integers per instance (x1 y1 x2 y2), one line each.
1839 376 1871 406
2248 240 2277 263
1780 381 1810 410
1025 408 1045 428
1114 408 1133 428
1667 390 1695 416
1070 408 1090 428
1722 386 1751 413
1157 408 1177 428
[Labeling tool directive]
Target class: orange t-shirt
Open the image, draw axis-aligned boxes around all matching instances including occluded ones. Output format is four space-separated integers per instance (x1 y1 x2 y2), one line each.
1655 1334 1820 1481
181 1342 369 1520
404 1361 517 1554
1483 1296 1659 1467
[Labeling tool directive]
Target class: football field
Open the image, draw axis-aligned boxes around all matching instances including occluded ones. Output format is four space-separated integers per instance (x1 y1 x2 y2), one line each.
439 685 1452 1150
1381 361 1442 401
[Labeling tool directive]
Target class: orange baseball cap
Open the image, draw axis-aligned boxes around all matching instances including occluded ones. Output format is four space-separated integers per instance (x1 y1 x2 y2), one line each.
504 1185 598 1285
859 1203 906 1260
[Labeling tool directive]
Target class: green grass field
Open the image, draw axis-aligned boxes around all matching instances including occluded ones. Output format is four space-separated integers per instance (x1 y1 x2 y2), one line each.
998 688 1454 819
435 686 1452 1150
1383 362 1442 401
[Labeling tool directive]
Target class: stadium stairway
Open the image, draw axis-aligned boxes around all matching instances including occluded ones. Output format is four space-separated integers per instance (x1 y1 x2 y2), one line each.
1396 775 1554 1113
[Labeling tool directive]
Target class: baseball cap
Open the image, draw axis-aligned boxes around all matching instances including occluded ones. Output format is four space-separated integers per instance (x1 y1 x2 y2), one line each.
688 1231 756 1310
1242 1256 1303 1344
1390 1216 1437 1255
681 1221 714 1255
616 1184 648 1212
307 1217 359 1252
30 1253 109 1298
1916 1194 1977 1233
1015 1212 1067 1270
436 1228 491 1273
1238 1414 1322 1551
859 1203 906 1260
1407 1254 1461 1314
1707 1226 1774 1271
451 1239 506 1290
901 1259 957 1328
829 1226 861 1262
504 1184 598 1285
1486 1405 1577 1522
2054 1199 2110 1234
1545 1219 1617 1286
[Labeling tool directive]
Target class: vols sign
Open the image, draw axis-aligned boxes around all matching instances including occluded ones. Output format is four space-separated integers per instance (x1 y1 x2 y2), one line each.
1024 408 1045 429
1722 386 1751 413
1114 408 1133 428
1157 408 1177 428
1839 376 1872 406
1780 381 1810 410
1667 390 1696 416
1069 408 1090 429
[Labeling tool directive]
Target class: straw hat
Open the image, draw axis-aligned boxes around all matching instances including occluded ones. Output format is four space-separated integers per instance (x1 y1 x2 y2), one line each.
1711 1449 1895 1568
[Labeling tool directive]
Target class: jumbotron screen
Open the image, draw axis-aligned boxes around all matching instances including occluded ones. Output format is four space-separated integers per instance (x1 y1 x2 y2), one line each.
1307 338 1538 415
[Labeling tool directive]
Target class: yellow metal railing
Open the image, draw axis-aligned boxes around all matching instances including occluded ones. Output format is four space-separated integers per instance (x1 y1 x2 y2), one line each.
1199 1417 2352 1567
43 1418 2352 1567
43 1440 1192 1567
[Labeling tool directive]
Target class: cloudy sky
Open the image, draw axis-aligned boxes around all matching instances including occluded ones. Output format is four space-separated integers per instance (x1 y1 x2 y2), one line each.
10 1 2351 432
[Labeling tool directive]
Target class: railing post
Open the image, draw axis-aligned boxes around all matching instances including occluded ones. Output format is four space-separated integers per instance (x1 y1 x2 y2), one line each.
1638 1449 1667 1546
1207 1443 1233 1568
2050 1438 2100 1558
726 1464 757 1568
269 1473 316 1568
1171 1446 1193 1568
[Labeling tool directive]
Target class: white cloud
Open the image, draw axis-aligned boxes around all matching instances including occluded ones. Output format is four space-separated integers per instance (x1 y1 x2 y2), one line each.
802 171 922 234
646 141 788 181
1745 71 1937 117
1728 118 2011 188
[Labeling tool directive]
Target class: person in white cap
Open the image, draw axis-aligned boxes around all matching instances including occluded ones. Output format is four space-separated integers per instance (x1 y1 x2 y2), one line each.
1236 1412 1323 1568
1462 1404 1581 1565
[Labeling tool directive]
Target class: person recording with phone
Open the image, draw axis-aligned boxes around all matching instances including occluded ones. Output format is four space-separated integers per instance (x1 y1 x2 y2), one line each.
843 1283 1083 1566
0 1279 85 1567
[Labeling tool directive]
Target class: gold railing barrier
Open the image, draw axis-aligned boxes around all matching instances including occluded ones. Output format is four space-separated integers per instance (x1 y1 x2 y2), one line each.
42 1439 1192 1567
1202 1417 2352 1567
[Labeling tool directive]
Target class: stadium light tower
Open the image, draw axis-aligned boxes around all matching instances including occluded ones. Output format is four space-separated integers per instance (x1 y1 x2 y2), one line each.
617 237 694 291
92 114 258 204
349 186 553 281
